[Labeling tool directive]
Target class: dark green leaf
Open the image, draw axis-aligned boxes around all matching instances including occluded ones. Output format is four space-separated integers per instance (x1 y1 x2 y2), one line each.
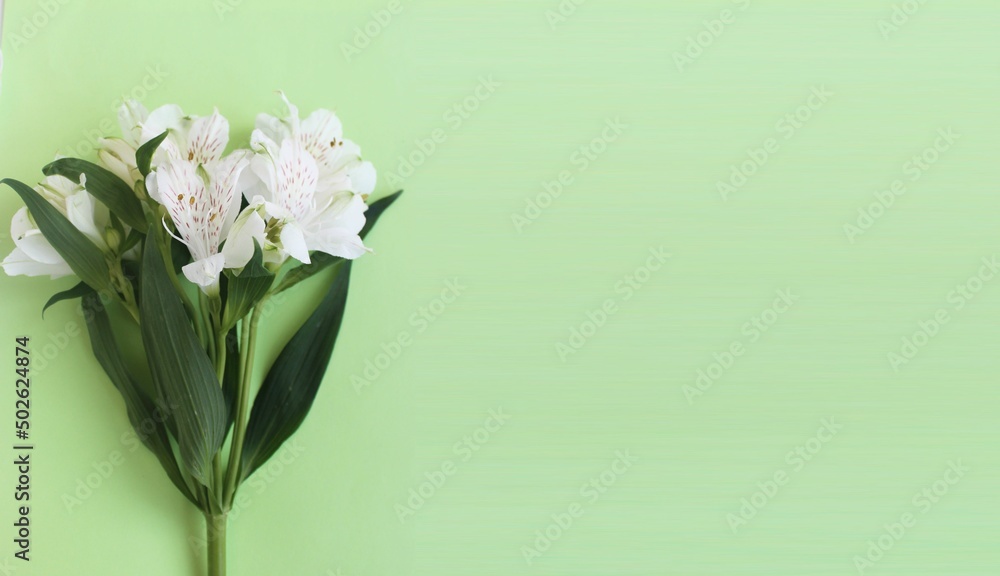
42 281 91 317
82 291 198 506
222 242 274 330
2 178 111 292
222 328 240 438
136 131 168 178
43 158 148 233
274 190 402 293
139 237 227 486
241 262 353 481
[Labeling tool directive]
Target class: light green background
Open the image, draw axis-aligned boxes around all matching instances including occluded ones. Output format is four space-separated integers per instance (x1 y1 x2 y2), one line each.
1 0 999 574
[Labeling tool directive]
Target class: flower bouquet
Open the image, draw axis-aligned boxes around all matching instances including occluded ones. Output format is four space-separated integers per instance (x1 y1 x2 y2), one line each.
2 93 400 575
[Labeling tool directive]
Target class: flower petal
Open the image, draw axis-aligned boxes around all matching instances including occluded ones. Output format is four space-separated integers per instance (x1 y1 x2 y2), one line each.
348 161 377 196
274 139 319 221
98 137 140 187
222 205 266 269
214 150 251 239
298 108 344 158
65 191 108 250
11 207 64 264
187 109 230 165
182 253 226 288
117 99 149 148
279 222 311 264
2 247 73 278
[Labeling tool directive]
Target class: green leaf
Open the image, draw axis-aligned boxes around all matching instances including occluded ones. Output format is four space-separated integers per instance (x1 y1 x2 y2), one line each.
240 261 353 481
139 236 227 486
274 190 402 294
221 328 241 438
43 158 148 233
136 131 168 178
42 281 91 317
2 178 111 292
222 242 274 330
82 291 198 506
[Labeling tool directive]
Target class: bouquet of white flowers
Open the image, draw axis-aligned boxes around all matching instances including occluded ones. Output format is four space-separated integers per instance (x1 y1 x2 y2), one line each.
2 93 400 576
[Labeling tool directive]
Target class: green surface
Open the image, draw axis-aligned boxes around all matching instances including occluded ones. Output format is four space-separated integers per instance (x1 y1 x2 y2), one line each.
1 0 999 574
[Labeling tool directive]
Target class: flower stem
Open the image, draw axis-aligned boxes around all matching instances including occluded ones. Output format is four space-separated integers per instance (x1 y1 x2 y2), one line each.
222 300 266 508
206 513 227 576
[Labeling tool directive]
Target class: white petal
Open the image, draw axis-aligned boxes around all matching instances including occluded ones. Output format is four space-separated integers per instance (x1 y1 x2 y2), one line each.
142 104 187 163
187 109 230 164
275 139 319 220
65 191 107 249
348 161 377 196
152 160 211 259
98 137 139 186
11 208 64 264
222 208 266 269
2 247 73 279
145 172 162 203
182 253 226 289
142 104 185 142
279 223 311 264
310 230 368 260
299 108 344 155
213 150 251 238
117 99 149 148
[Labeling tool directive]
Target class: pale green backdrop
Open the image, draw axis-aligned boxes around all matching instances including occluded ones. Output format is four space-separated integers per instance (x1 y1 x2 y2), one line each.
1 0 999 574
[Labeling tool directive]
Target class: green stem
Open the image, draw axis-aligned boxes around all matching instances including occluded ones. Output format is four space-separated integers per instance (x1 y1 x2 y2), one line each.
222 300 266 508
211 326 227 510
200 293 217 363
206 513 227 576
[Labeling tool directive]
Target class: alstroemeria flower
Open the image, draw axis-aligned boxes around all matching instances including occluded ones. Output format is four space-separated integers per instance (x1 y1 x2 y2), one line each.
254 93 375 198
223 137 368 269
98 100 150 187
147 152 249 290
141 104 230 166
98 101 231 189
1 174 111 279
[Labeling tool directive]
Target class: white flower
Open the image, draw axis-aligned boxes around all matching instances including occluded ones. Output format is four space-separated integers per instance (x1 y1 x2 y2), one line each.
146 152 250 291
223 136 368 269
98 100 150 187
98 101 231 187
254 92 376 198
1 175 111 279
141 104 230 166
